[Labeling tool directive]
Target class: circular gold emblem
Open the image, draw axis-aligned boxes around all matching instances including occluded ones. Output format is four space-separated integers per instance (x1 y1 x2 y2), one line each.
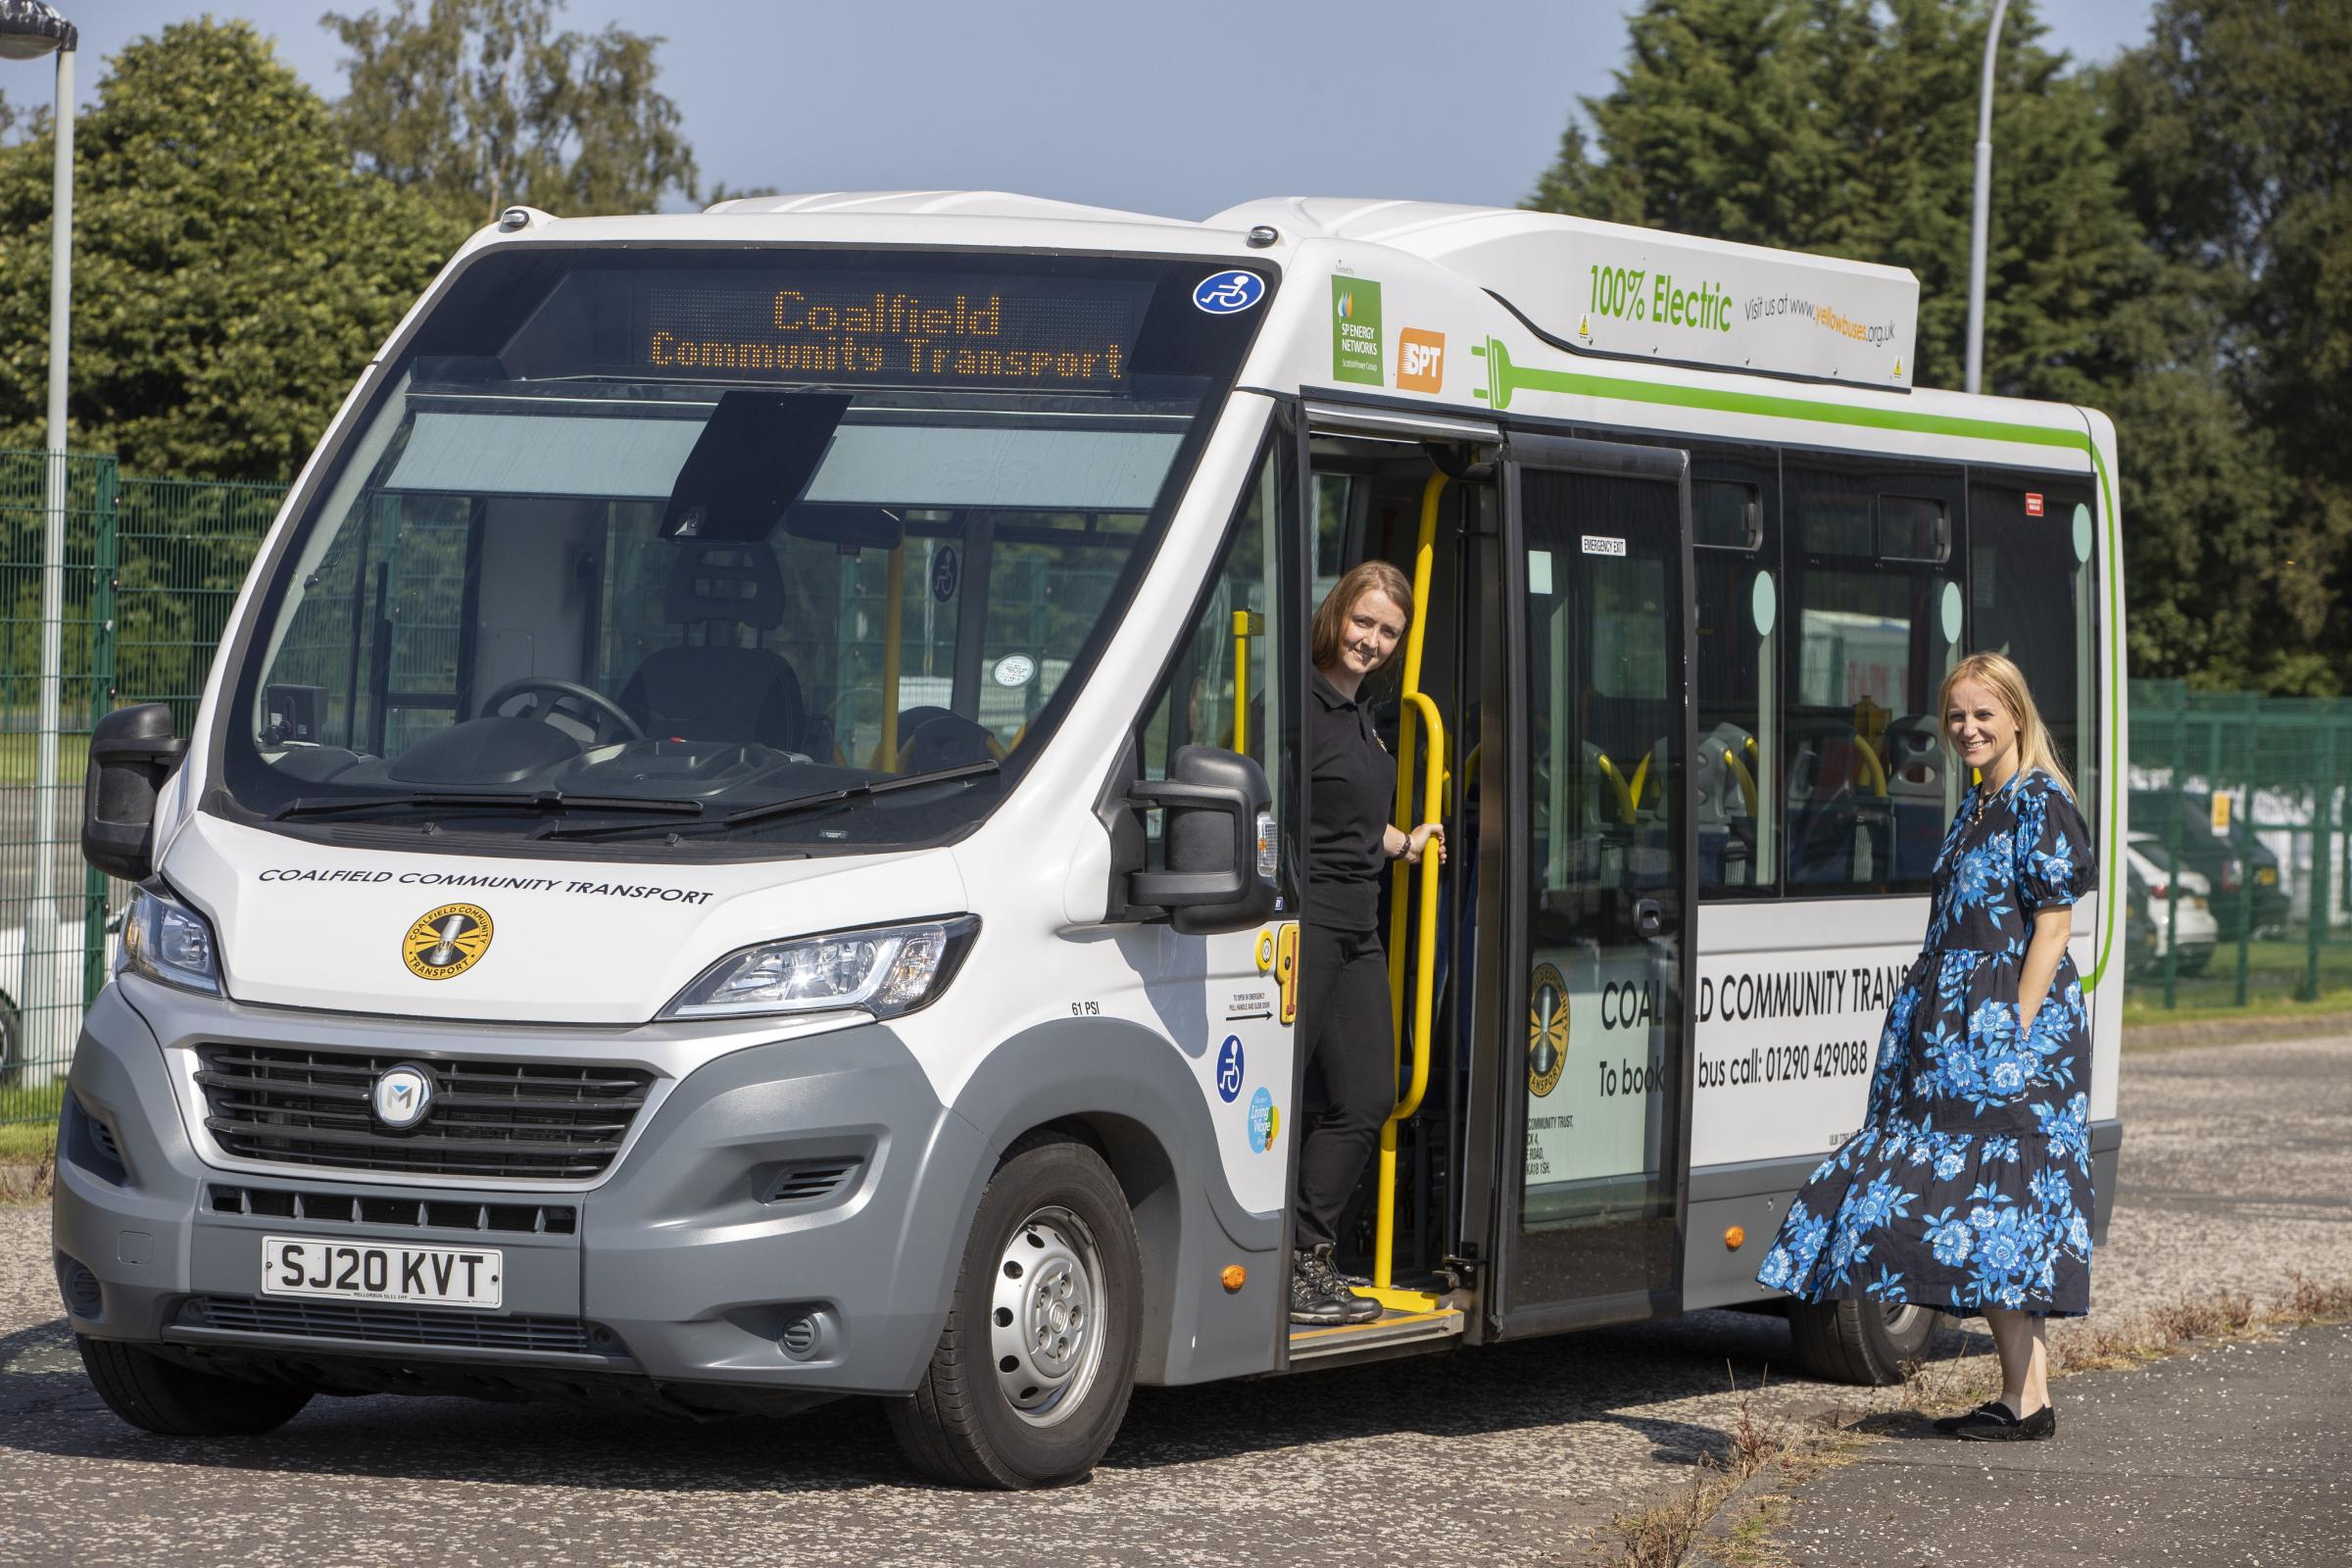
402 903 494 980
1527 961 1569 1098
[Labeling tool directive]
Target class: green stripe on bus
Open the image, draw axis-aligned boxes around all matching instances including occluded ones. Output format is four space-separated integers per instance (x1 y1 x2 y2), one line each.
1472 336 2126 989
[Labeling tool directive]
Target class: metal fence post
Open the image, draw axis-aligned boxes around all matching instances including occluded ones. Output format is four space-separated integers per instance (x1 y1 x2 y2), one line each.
80 455 116 1007
2162 691 2183 1009
2310 717 2335 1002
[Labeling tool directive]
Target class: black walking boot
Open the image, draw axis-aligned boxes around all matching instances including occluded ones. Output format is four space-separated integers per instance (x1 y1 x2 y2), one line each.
1297 1246 1382 1324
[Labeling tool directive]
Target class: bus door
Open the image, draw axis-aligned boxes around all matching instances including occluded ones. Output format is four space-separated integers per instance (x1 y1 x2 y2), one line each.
1476 436 1697 1339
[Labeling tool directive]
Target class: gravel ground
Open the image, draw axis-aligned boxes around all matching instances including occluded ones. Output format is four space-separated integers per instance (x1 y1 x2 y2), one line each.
0 1031 2343 1568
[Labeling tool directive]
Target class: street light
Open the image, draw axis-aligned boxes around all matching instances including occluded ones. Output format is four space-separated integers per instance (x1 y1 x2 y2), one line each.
1964 0 2009 396
0 0 76 1068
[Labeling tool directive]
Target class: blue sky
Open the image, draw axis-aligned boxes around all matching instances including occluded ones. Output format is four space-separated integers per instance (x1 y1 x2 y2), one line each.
38 1 2158 220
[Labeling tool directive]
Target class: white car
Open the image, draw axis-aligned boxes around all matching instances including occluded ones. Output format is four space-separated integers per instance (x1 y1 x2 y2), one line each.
2126 833 2217 975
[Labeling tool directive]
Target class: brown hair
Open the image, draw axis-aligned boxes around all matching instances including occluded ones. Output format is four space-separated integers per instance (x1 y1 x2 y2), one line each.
1310 561 1414 672
1936 650 2073 795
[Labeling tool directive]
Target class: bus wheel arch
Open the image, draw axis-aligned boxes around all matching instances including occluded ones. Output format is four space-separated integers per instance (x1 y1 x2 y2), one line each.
888 1128 1144 1488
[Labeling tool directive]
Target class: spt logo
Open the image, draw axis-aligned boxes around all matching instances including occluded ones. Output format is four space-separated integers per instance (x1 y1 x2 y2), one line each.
1397 328 1446 393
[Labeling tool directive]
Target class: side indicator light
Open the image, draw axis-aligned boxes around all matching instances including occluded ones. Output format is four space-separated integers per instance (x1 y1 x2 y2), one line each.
1724 1225 1746 1250
1219 1265 1247 1293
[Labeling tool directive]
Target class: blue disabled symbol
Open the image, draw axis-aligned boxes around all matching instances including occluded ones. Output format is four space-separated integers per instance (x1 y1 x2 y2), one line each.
1215 1035 1245 1102
1193 270 1265 315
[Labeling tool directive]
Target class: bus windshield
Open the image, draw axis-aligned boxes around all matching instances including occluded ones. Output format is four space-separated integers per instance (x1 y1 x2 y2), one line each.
218 248 1273 854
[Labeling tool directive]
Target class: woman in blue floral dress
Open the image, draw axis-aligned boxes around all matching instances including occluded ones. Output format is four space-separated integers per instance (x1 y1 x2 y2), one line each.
1757 652 2095 1442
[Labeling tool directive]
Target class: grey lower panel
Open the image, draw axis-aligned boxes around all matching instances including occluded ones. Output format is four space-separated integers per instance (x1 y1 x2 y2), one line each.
1681 1119 2126 1312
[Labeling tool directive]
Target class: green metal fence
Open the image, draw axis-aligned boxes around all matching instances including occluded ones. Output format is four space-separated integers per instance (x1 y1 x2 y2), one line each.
0 450 281 1127
2125 679 2352 1010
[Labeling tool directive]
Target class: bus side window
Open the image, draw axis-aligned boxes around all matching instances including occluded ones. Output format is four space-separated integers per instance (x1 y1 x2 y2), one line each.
1784 460 1966 892
1691 456 1780 894
1968 476 2098 840
1136 438 1294 894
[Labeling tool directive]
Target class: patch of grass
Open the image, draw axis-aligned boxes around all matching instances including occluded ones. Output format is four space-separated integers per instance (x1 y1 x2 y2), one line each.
1592 1380 1793 1568
2123 990 2352 1035
0 1120 55 1162
1606 1277 2352 1566
0 729 89 788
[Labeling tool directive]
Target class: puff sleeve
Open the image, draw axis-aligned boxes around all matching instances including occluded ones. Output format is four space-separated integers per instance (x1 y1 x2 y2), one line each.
2014 773 2096 915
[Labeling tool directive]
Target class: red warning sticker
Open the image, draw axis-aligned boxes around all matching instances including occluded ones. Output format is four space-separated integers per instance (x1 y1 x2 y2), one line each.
2025 492 2044 517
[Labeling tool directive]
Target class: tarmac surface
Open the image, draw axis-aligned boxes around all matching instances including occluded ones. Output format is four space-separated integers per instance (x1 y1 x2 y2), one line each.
1759 1322 2352 1567
0 1030 2346 1567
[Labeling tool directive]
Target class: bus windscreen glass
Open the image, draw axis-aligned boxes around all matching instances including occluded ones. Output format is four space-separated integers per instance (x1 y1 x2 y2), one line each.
216 248 1276 856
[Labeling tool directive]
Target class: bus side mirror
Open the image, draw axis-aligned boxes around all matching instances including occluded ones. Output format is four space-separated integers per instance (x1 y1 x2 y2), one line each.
1128 745 1277 935
83 704 186 883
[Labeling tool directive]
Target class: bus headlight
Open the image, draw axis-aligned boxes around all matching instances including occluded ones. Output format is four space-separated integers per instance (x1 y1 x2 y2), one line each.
661 915 979 1021
118 886 222 996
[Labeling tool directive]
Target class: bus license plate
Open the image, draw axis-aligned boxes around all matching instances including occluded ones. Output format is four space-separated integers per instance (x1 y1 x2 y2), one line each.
261 1235 502 1309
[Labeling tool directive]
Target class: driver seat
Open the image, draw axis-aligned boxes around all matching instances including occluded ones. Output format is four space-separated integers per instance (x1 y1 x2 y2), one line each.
619 542 806 749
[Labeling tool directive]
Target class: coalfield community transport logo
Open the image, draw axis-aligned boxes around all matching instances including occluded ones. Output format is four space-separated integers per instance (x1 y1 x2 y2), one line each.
1527 961 1569 1097
402 903 494 980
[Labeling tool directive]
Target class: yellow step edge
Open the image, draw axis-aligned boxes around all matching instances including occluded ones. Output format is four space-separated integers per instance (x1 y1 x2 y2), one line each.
1289 1306 1456 1344
1361 1286 1442 1313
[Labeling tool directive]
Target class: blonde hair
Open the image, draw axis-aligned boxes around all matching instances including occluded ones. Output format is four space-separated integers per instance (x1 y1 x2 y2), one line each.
1310 561 1414 672
1936 651 2073 795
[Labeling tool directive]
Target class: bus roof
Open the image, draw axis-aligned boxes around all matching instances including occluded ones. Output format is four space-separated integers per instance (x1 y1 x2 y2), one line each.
706 191 1922 390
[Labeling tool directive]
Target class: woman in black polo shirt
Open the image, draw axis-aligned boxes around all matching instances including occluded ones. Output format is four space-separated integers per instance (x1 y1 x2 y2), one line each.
1292 560 1445 1326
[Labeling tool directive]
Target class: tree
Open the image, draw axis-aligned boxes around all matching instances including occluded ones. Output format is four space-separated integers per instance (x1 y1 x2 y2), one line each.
0 19 463 478
323 0 699 226
1523 0 2342 692
1530 0 2146 400
2105 0 2352 693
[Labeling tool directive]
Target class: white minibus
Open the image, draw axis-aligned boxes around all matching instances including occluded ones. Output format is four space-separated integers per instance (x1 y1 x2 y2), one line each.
56 191 2123 1487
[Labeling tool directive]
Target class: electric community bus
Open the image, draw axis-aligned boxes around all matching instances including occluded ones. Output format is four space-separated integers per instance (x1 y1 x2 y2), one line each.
58 192 2124 1487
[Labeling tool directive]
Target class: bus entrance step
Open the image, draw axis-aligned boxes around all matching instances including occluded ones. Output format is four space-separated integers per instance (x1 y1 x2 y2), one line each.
1288 1305 1464 1362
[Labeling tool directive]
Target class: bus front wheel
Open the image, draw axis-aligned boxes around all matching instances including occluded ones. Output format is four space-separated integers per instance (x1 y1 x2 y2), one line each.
888 1131 1142 1488
1786 1298 1940 1385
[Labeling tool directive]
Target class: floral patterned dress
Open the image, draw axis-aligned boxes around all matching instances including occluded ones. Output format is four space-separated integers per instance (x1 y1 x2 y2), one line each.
1756 768 2097 1318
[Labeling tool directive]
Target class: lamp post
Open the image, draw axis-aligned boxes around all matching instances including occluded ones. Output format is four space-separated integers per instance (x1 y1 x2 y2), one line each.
1964 0 2009 396
0 0 77 1068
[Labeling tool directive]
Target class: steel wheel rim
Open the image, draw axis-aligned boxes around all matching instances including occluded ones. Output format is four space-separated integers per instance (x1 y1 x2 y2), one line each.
988 1204 1107 1428
1882 1302 1926 1338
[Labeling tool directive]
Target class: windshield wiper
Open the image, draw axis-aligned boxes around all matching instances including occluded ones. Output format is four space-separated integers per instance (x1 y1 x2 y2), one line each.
271 791 705 823
536 760 1005 843
723 760 1001 827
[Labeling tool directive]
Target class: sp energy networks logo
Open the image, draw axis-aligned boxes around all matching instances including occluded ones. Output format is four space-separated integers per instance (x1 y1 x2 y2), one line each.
402 903 494 980
1331 277 1383 385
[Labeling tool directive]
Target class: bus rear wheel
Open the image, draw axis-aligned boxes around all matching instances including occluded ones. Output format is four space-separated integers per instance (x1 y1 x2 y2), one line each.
888 1132 1141 1489
1786 1298 1940 1385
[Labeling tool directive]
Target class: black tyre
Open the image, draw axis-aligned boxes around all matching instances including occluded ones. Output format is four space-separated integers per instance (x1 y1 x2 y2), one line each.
888 1133 1141 1489
1786 1298 1940 1385
77 1336 313 1437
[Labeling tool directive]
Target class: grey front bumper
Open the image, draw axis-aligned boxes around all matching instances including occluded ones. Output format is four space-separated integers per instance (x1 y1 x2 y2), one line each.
54 980 989 1403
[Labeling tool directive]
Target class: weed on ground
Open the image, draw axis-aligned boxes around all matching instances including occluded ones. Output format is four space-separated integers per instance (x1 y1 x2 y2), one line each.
1590 1273 2352 1568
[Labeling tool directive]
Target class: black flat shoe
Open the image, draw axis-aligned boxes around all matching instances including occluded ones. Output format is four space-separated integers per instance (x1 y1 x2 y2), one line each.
1932 1399 2009 1434
1947 1400 2057 1442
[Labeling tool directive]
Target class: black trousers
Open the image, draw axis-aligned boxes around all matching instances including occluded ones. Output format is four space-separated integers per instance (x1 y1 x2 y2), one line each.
1293 922 1396 1253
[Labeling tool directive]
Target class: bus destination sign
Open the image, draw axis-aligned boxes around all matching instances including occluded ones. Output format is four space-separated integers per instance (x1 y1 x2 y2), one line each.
641 278 1145 388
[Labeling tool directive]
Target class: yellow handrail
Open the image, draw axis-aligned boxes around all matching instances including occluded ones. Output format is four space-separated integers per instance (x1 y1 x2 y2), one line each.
1850 734 1887 798
1231 609 1259 753
880 543 906 770
1375 689 1445 1292
1377 472 1448 1295
1723 746 1759 818
1594 750 1637 823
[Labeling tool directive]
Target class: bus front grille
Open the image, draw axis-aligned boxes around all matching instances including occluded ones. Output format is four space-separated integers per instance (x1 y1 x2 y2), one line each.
180 1296 611 1356
194 1046 655 1181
